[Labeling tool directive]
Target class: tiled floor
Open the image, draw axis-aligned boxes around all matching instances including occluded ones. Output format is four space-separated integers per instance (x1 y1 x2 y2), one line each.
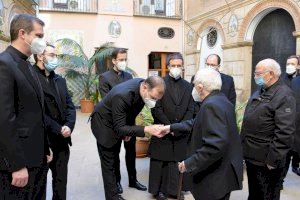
46 111 300 200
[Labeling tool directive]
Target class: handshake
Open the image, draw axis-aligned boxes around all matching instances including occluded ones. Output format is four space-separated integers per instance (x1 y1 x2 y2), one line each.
144 125 172 138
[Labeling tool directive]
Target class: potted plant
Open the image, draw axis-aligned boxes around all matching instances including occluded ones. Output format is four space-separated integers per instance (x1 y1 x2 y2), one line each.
135 106 154 158
56 38 114 113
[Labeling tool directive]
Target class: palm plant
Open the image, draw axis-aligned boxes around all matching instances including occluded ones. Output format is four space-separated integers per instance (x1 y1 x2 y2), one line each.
55 38 115 99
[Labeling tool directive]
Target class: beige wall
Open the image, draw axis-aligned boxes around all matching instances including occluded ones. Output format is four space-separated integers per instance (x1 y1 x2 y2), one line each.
184 0 300 103
38 3 183 78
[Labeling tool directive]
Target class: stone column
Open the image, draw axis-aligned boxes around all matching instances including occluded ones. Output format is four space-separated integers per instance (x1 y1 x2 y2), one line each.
222 41 253 103
293 31 300 55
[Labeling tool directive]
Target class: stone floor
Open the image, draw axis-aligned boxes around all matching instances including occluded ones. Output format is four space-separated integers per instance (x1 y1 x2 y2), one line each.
46 111 300 200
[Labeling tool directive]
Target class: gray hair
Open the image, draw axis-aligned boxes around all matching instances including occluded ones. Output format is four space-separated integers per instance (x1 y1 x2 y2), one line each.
193 68 222 92
256 58 281 77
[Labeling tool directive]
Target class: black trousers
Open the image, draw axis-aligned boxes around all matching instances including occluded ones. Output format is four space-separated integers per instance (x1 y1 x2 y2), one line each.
97 142 121 200
246 161 284 200
0 167 46 200
148 159 179 196
46 147 70 200
114 137 137 183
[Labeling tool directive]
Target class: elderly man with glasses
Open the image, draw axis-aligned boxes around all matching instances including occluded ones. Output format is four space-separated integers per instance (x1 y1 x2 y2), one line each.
241 58 296 200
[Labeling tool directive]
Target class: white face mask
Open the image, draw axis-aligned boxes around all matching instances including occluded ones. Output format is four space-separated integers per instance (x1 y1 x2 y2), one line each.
116 61 127 71
26 37 46 55
192 87 201 102
286 64 297 75
170 67 182 79
144 98 157 109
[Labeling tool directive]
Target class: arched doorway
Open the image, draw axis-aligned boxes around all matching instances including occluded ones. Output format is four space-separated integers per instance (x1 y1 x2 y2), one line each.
251 9 296 92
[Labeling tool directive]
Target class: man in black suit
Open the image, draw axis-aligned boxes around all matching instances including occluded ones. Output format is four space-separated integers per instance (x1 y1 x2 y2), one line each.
162 68 243 200
34 44 76 200
91 76 167 200
190 54 236 116
0 14 50 199
205 54 236 106
241 59 295 200
148 53 194 200
99 48 146 193
281 55 300 188
283 55 300 87
292 76 300 176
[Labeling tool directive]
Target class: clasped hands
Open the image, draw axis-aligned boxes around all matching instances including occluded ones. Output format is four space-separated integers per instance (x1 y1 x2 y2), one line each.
144 125 172 138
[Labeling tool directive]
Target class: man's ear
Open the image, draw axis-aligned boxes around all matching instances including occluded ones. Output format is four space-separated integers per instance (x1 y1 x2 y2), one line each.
112 58 117 65
37 54 44 62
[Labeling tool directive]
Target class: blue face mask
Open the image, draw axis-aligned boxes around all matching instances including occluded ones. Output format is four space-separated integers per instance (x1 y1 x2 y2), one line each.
44 58 58 72
254 77 265 86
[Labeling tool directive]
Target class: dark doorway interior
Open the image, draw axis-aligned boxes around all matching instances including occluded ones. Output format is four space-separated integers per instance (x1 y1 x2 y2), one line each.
251 9 296 93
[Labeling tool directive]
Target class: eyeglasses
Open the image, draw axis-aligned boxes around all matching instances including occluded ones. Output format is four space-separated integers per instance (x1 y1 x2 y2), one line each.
43 53 57 58
253 70 270 77
169 65 183 68
205 64 219 68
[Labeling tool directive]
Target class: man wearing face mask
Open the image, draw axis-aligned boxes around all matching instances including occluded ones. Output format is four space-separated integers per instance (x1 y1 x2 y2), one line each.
283 55 300 87
160 68 243 200
98 48 146 193
33 44 76 200
280 55 300 188
91 76 167 200
148 53 194 200
0 14 50 199
241 59 295 200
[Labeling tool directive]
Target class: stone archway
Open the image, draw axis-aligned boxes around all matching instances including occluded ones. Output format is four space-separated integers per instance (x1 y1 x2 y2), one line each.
239 0 300 42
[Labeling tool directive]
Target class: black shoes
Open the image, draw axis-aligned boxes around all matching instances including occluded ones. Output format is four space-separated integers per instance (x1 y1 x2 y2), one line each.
117 182 123 194
292 167 300 176
129 180 147 191
117 195 126 200
156 192 167 200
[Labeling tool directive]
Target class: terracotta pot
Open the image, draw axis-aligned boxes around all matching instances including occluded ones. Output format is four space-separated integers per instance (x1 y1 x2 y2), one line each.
80 99 94 113
135 138 150 158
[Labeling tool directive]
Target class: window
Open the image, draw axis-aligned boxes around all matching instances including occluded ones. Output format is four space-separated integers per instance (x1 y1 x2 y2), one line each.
148 52 182 77
53 0 68 9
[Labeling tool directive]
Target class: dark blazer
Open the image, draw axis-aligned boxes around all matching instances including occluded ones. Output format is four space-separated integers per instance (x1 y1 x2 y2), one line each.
99 68 133 98
0 46 46 172
91 78 146 148
291 77 300 156
220 73 236 106
34 65 76 148
241 79 296 168
149 75 194 161
171 91 243 200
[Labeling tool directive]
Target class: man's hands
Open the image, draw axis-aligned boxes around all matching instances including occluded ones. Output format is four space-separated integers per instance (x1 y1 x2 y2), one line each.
123 136 131 142
11 167 29 187
144 125 171 138
61 125 71 138
267 164 275 170
47 148 53 163
178 161 187 173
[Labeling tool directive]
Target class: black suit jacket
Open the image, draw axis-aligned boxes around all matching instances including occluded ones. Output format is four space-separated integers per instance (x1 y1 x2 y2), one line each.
220 73 236 106
99 68 133 98
171 91 243 200
34 66 76 148
91 78 145 148
291 77 300 156
0 46 46 172
149 75 194 161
